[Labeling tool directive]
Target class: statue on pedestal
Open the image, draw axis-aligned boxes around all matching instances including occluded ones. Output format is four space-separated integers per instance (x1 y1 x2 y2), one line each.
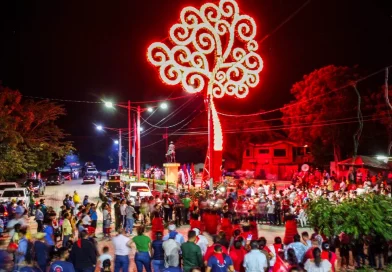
165 141 176 163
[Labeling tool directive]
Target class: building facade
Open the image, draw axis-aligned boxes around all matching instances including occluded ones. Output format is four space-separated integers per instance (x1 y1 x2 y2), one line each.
242 141 312 180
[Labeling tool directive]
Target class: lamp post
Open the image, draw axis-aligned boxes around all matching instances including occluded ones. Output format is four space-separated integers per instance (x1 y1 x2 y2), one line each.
105 100 132 172
104 101 168 181
96 125 123 171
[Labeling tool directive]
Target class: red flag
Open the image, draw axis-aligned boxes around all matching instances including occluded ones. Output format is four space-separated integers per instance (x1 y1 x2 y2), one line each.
191 163 196 186
273 255 289 272
182 164 188 185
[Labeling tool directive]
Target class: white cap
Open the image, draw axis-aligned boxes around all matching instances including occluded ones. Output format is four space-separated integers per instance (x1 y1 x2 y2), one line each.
193 228 200 236
168 224 176 231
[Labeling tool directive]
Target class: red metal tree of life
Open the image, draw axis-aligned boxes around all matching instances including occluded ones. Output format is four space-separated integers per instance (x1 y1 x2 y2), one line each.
147 0 263 183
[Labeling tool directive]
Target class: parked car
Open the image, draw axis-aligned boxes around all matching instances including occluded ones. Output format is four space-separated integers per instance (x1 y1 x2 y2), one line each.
99 180 124 199
45 174 65 185
82 174 96 184
129 182 152 199
0 188 30 206
86 167 99 177
23 179 45 196
0 182 19 197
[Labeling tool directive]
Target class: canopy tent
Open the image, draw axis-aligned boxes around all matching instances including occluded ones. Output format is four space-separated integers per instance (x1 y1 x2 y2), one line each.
338 155 390 170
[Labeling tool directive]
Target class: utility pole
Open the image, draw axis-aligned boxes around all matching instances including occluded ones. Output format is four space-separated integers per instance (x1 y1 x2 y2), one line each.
118 129 122 171
136 106 141 181
128 100 132 174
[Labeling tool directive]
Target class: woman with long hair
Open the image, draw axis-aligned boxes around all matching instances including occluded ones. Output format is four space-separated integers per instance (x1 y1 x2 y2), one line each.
321 242 337 272
286 248 299 268
304 247 332 272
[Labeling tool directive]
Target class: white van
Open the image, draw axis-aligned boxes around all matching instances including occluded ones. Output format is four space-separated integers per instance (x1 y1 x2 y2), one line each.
129 182 152 198
0 182 18 197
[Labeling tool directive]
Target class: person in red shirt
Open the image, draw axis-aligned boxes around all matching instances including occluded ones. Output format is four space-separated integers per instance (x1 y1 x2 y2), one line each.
229 240 247 272
204 210 219 235
189 207 202 232
303 239 319 264
203 236 228 264
150 211 164 240
220 211 233 241
321 242 337 272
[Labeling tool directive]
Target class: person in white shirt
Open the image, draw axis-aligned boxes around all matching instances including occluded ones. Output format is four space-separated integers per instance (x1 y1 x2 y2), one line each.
112 228 132 271
81 213 91 228
120 199 127 229
98 246 113 270
263 182 270 195
244 241 268 272
193 228 208 256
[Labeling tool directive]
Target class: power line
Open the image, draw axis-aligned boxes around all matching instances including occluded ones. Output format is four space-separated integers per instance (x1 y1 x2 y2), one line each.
217 65 392 117
142 109 205 149
168 114 388 135
20 92 193 105
141 96 201 137
259 0 312 44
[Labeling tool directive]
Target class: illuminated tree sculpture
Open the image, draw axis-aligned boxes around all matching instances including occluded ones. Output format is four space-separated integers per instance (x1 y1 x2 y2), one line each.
147 0 263 183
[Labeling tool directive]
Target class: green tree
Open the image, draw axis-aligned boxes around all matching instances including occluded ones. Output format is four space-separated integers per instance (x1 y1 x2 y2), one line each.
281 65 359 165
307 195 392 240
0 85 73 180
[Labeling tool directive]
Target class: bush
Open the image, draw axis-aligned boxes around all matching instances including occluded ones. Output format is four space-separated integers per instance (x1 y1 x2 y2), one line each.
306 194 392 239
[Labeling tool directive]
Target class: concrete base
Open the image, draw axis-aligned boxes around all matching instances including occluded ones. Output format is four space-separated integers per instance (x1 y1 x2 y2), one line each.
163 163 180 184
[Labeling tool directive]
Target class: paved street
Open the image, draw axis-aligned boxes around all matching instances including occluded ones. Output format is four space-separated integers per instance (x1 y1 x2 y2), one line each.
33 178 311 271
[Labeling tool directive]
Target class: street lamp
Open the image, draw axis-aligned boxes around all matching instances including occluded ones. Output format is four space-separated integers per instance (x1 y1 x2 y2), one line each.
104 101 114 108
102 100 132 175
160 102 168 110
95 125 123 171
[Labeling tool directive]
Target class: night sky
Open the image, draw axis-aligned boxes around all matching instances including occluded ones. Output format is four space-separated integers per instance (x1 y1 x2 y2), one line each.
1 0 391 168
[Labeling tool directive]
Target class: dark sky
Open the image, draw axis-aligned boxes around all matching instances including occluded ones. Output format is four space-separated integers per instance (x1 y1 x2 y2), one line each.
1 0 392 168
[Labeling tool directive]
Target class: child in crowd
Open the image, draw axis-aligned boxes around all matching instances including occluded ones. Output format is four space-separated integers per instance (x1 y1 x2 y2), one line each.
98 246 112 272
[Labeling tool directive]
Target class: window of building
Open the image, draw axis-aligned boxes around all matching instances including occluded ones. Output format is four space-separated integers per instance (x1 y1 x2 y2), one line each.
273 149 286 157
258 149 269 154
245 149 250 157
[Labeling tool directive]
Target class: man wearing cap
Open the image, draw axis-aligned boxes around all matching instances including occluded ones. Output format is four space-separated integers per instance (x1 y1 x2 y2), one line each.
162 230 181 268
163 224 185 245
181 230 203 272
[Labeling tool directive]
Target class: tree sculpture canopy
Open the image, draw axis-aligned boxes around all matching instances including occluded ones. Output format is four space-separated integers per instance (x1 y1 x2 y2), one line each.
147 0 263 99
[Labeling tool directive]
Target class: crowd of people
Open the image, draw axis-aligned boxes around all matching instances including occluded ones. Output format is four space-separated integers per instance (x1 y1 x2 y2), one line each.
0 168 391 271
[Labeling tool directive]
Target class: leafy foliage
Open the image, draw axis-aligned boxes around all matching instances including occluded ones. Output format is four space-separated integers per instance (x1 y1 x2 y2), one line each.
281 65 358 163
306 194 392 240
0 85 73 180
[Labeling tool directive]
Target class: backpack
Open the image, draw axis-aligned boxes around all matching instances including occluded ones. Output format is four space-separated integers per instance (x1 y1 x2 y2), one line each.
103 259 111 271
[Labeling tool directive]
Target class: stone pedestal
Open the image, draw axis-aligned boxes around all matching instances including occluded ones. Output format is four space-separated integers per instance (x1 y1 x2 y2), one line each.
163 163 180 184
